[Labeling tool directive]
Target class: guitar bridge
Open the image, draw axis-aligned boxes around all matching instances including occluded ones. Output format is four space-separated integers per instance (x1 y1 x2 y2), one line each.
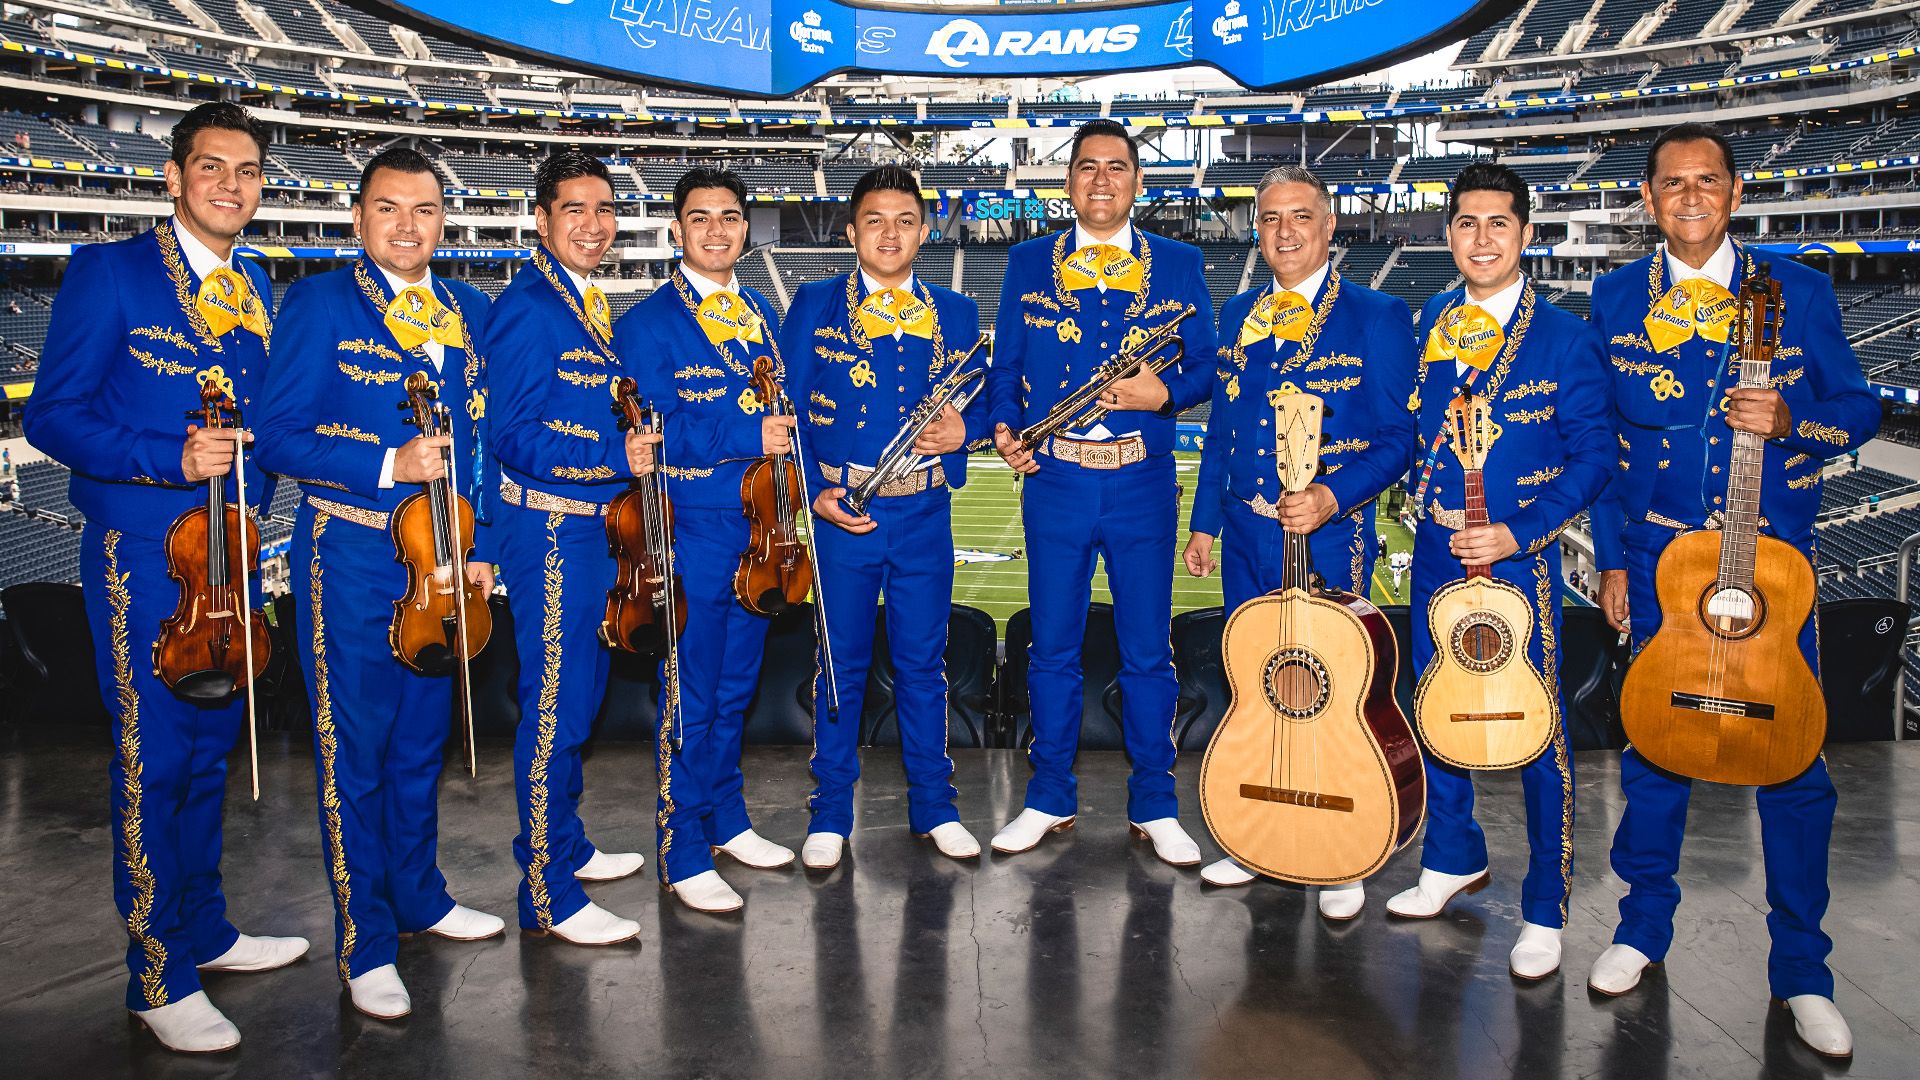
1239 784 1354 813
1670 691 1775 720
1450 711 1524 723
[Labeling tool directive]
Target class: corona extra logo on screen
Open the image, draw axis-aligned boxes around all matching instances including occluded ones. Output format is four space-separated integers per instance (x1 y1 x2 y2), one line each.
924 18 1143 69
1211 0 1248 44
790 9 833 54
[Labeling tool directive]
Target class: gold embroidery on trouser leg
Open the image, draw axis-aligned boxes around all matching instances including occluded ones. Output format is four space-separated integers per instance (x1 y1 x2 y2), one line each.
526 512 566 927
656 649 679 884
105 530 169 1008
308 513 358 979
1533 557 1574 924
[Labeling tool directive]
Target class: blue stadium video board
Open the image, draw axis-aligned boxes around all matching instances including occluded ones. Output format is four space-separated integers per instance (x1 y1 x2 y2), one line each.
354 0 1511 97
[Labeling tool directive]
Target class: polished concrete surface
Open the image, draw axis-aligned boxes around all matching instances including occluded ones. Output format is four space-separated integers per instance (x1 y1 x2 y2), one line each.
1 737 1916 1079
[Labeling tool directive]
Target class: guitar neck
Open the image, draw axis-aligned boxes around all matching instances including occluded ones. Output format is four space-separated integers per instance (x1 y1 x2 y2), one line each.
1718 357 1772 593
1463 468 1491 580
1280 523 1317 592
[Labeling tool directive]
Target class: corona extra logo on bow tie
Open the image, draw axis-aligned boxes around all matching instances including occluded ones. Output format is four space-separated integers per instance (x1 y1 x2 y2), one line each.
737 386 763 414
1062 243 1144 293
1422 304 1503 370
1241 290 1310 345
857 288 933 340
195 266 265 337
385 286 442 351
583 285 612 339
698 289 765 345
1645 278 1735 353
849 358 877 388
1057 316 1081 344
1649 368 1685 402
196 365 235 400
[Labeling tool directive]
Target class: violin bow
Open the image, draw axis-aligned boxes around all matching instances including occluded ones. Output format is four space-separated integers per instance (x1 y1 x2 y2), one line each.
655 410 686 751
773 376 841 723
439 392 479 777
230 410 261 801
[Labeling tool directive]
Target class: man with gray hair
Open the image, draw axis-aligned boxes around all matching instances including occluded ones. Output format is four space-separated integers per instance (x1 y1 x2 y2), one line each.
1182 164 1418 913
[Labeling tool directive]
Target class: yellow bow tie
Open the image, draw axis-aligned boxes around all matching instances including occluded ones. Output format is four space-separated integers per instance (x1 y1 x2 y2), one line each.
1240 289 1312 346
1422 304 1504 371
195 266 266 338
1062 243 1144 293
856 287 933 341
384 285 463 352
582 284 612 341
695 289 765 346
1644 278 1735 354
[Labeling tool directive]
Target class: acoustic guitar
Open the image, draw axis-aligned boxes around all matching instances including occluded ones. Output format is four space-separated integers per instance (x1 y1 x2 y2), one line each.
1413 393 1557 770
1619 267 1826 786
1199 392 1426 885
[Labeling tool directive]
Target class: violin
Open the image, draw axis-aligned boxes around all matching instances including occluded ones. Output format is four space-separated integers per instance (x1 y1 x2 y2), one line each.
601 376 686 654
390 371 491 773
734 355 812 616
155 371 270 794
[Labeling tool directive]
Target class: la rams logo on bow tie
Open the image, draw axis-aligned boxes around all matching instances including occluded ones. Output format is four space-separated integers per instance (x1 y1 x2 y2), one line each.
1062 244 1143 293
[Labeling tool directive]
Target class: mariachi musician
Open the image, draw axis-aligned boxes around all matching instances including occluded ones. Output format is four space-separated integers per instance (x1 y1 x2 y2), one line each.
1182 164 1417 915
784 165 990 869
986 118 1218 864
1387 162 1612 980
487 151 659 946
613 166 796 913
256 148 502 1020
1587 123 1877 1057
24 102 307 1053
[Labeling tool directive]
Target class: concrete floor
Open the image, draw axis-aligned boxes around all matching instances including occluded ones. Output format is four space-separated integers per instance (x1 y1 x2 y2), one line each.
1 737 1915 1079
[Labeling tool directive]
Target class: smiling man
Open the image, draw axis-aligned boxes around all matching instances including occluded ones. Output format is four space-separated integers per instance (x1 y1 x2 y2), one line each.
1585 124 1878 1058
1385 161 1612 981
984 118 1218 865
781 165 987 870
486 150 659 947
24 101 306 1054
1181 165 1417 913
612 167 796 913
255 147 502 1020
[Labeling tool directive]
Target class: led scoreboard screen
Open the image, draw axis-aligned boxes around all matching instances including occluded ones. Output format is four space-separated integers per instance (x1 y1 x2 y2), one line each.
351 0 1516 98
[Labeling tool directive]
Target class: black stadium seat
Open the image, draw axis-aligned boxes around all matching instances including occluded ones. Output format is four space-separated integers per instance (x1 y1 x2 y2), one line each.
1171 607 1228 751
1005 603 1125 752
1815 597 1910 742
861 603 997 750
1559 606 1629 752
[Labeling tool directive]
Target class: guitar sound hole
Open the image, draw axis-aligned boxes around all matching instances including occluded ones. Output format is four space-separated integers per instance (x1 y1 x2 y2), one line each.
1449 611 1514 675
1264 648 1330 721
1696 584 1765 640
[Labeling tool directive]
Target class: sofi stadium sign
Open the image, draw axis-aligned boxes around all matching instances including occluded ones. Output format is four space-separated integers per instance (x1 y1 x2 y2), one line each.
353 0 1511 97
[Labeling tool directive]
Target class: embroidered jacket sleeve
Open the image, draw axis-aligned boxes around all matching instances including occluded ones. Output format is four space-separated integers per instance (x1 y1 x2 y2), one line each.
1585 288 1629 572
1162 250 1219 413
1188 296 1239 538
1770 274 1878 458
25 245 192 486
484 291 629 488
952 294 991 452
255 279 389 500
985 253 1029 436
1321 295 1417 516
1502 314 1615 560
781 281 832 503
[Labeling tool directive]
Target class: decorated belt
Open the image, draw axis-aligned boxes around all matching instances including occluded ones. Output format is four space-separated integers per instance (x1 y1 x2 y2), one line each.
1247 493 1281 520
820 461 947 498
500 478 607 518
1041 435 1146 470
1638 509 1770 531
306 495 389 531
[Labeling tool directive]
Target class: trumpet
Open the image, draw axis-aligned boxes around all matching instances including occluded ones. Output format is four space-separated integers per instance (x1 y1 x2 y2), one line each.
1017 305 1197 451
843 335 989 517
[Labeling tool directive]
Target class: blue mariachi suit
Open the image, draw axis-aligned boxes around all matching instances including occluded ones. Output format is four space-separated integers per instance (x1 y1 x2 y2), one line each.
613 268 782 885
485 249 636 931
254 259 493 979
24 221 274 1011
782 271 987 836
986 225 1216 823
1588 243 1878 998
1405 280 1613 928
1191 266 1417 607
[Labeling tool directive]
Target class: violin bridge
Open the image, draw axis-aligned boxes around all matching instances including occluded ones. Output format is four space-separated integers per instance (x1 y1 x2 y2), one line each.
1238 784 1354 813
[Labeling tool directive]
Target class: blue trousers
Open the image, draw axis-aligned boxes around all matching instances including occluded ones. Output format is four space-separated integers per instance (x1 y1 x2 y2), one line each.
1220 499 1375 610
83 524 244 1011
497 504 613 931
654 505 770 883
808 487 959 836
292 504 457 979
1409 527 1576 929
1609 524 1834 998
1022 453 1179 822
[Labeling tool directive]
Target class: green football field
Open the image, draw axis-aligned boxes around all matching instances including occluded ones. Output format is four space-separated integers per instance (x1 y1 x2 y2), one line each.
944 451 1417 630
